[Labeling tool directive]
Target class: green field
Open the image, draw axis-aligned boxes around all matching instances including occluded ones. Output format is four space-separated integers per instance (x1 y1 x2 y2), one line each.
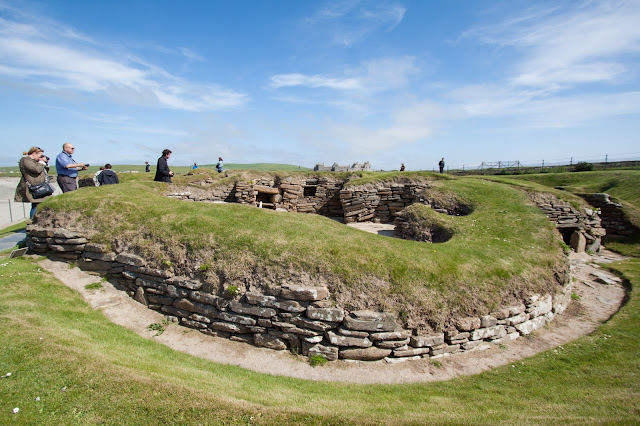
0 169 639 423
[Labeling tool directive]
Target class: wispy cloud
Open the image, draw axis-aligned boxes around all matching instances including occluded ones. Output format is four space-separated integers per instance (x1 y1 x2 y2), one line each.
0 6 247 111
451 1 640 128
305 0 406 46
463 1 640 90
270 56 418 94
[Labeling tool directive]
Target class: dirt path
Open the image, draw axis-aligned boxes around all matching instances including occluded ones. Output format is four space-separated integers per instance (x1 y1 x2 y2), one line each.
37 249 626 385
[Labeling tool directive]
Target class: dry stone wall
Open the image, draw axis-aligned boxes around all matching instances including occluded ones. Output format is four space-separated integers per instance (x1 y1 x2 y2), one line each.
580 193 637 237
25 224 572 363
528 192 605 253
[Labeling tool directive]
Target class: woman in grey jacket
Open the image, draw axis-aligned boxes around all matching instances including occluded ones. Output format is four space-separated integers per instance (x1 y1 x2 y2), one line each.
15 147 53 218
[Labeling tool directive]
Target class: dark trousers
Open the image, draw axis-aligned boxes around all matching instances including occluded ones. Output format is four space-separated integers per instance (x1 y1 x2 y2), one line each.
57 175 77 193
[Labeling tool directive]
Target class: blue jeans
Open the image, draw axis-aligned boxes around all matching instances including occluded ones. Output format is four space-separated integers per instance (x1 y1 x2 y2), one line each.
30 203 38 218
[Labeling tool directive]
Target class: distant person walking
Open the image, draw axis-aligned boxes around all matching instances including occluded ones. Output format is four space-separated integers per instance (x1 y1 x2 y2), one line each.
400 163 405 171
438 158 445 174
154 149 174 182
55 143 88 193
145 161 150 173
15 147 54 218
216 157 224 173
98 164 119 185
193 162 198 170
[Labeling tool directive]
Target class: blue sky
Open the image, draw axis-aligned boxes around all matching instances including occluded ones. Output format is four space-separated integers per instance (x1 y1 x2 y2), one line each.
1 0 639 170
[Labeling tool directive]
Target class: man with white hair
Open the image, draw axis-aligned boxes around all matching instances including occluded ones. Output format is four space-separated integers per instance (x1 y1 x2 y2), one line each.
55 143 88 193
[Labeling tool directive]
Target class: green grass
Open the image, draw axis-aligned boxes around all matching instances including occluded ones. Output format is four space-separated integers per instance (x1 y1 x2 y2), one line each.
0 255 638 423
35 174 564 330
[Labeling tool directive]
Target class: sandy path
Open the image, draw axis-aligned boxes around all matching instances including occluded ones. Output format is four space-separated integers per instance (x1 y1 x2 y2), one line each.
36 249 627 384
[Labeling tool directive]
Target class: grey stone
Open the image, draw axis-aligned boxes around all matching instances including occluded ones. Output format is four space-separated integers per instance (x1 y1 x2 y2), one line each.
245 292 306 313
455 316 481 331
410 334 444 348
116 253 146 266
306 306 344 322
375 338 410 349
430 344 461 356
340 347 391 361
190 291 218 305
180 318 208 329
134 287 147 305
393 347 430 357
290 316 337 332
229 300 276 318
369 330 411 340
480 315 498 328
303 342 339 361
210 321 249 334
337 327 369 338
84 243 107 253
254 334 287 350
83 251 117 262
342 310 396 332
325 330 372 348
216 311 257 326
166 276 202 290
166 285 190 299
52 229 82 239
278 284 329 301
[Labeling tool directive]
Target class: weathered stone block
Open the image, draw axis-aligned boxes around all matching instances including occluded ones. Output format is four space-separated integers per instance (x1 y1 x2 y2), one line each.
84 243 107 253
369 330 411 340
210 321 249 334
375 338 410 349
455 316 481 331
278 285 329 301
505 312 529 326
342 310 396 332
303 343 339 361
245 292 306 313
339 347 391 361
83 251 116 262
393 347 430 357
216 311 257 326
116 253 146 266
325 331 372 348
410 334 444 348
306 306 344 322
430 344 461 356
480 315 498 328
229 300 276 318
254 334 287 350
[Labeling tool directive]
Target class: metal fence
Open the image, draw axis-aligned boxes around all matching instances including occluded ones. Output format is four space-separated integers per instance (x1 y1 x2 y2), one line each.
0 199 28 227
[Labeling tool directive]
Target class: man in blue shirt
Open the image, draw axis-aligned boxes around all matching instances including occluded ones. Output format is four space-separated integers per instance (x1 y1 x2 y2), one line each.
55 143 87 193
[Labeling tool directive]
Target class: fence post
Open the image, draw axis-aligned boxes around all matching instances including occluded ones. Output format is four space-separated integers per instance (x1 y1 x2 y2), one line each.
22 202 26 219
8 199 13 222
541 160 544 172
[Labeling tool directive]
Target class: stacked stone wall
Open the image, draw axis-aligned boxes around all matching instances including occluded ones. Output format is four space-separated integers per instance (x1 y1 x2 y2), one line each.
528 193 605 253
26 224 572 363
580 193 637 237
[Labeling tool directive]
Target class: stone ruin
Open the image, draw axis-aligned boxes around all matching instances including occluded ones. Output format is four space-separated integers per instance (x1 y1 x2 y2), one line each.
22 174 612 363
314 161 372 172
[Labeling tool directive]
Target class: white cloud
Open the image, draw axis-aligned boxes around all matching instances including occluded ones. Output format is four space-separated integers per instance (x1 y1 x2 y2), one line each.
305 0 406 46
270 56 419 95
270 73 362 90
0 8 248 111
329 101 439 153
464 1 640 90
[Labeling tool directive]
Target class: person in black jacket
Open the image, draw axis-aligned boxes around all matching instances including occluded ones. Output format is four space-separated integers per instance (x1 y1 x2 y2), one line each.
98 164 119 185
154 149 173 182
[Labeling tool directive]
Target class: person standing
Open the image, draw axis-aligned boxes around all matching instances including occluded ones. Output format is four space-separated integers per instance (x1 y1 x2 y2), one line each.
439 157 445 174
55 143 87 193
154 149 173 182
216 157 224 173
193 162 198 170
400 163 405 171
15 147 53 218
145 161 150 173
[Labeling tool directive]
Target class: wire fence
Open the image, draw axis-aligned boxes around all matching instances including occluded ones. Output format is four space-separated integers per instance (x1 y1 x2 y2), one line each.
442 152 640 174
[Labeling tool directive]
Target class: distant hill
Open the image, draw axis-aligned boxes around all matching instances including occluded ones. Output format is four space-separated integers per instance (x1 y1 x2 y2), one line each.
201 163 311 171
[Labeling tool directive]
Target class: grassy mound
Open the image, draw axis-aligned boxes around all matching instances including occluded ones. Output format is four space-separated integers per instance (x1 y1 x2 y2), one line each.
35 172 565 332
